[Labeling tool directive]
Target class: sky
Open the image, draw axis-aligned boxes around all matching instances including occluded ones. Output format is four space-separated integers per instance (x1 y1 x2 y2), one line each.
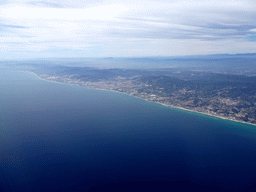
1 0 256 59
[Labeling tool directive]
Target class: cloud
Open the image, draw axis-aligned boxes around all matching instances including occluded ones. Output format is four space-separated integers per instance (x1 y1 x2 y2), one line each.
0 24 27 29
28 1 65 8
1 4 128 21
1 0 256 58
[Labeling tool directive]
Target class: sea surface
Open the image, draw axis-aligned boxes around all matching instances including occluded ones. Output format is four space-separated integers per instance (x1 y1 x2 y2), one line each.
1 70 256 192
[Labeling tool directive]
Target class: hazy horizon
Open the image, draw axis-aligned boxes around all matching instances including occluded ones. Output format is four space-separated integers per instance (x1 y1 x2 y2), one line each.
1 52 256 61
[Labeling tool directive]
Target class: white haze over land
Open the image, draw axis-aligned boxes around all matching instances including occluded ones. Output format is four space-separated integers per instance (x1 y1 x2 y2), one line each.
1 0 256 59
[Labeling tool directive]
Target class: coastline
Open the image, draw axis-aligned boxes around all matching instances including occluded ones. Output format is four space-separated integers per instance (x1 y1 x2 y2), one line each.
23 70 256 127
133 96 256 127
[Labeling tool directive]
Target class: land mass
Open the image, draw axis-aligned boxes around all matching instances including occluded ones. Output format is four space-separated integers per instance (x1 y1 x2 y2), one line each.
1 56 256 125
23 64 255 126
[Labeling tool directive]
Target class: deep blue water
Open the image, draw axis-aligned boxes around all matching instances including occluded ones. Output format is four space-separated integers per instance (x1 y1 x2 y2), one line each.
1 70 256 192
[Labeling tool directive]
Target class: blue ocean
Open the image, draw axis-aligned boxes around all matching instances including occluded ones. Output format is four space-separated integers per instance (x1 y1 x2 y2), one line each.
1 70 256 192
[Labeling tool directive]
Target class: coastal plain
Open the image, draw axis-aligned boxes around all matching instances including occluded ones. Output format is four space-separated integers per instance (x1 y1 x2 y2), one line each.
33 66 256 125
1 56 256 126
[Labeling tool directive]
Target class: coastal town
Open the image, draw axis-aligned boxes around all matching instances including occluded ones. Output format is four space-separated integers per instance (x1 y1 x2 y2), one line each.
38 71 256 126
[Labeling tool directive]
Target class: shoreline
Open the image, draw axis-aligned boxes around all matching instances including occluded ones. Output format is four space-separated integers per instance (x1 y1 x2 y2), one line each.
132 96 256 127
22 70 256 127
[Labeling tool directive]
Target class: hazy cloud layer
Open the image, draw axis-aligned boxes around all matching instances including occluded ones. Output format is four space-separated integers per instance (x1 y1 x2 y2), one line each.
1 0 256 59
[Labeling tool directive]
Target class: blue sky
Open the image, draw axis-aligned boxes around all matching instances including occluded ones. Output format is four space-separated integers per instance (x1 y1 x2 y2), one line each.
1 0 256 59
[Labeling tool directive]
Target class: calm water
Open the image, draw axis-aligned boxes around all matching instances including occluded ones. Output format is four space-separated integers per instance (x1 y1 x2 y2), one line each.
1 70 256 192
